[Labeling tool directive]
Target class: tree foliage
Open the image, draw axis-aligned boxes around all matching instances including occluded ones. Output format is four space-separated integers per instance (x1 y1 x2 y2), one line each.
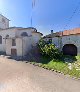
38 39 63 59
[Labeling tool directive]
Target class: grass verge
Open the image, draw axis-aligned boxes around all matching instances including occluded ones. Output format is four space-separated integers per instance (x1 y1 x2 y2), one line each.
30 56 80 79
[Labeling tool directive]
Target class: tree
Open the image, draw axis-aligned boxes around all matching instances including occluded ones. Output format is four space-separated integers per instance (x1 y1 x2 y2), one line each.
38 39 63 59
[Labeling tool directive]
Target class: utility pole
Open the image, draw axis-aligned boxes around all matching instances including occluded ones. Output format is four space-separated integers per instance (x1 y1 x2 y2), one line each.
31 0 36 27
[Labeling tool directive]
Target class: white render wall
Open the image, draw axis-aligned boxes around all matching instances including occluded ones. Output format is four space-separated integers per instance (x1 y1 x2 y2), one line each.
16 29 34 37
62 35 80 54
52 37 60 48
32 33 42 46
6 39 12 55
22 33 42 56
0 28 16 52
0 27 42 56
16 38 22 56
6 38 23 56
0 15 9 29
22 37 32 56
52 35 80 55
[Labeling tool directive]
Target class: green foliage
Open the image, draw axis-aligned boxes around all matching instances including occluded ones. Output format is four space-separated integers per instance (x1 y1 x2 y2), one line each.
38 39 46 48
31 57 80 78
75 55 80 61
38 39 63 59
37 39 80 78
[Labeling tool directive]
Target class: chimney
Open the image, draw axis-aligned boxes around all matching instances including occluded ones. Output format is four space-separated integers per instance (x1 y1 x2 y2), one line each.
51 30 53 34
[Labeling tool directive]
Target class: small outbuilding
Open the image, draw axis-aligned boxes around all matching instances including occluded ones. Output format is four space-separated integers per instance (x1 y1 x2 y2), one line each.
43 28 80 56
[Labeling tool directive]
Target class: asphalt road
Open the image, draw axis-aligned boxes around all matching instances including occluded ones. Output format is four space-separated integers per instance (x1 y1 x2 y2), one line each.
0 56 80 92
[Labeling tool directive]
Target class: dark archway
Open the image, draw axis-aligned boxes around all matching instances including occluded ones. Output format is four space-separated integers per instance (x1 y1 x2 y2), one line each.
21 32 28 37
62 44 77 56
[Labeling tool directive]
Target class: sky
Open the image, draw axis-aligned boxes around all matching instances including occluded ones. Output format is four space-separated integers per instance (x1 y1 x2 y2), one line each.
0 0 80 35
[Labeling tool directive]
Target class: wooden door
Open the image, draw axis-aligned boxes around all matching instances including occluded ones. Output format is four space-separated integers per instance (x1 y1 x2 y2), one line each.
63 44 77 56
11 49 17 56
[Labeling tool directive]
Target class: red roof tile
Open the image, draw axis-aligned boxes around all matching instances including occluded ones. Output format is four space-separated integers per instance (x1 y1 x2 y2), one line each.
62 28 80 36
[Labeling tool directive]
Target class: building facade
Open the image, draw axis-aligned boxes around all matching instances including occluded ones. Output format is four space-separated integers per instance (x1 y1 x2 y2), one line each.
44 28 80 56
0 14 43 57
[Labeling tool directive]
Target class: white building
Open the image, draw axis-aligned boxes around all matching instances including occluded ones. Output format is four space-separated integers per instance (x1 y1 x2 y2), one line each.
0 14 43 57
44 28 80 56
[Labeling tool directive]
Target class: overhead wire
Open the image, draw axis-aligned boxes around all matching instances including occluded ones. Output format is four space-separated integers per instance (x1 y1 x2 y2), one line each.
63 2 80 30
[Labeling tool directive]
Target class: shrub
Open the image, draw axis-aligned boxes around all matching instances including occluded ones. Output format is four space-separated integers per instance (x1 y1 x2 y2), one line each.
38 39 46 48
38 39 63 59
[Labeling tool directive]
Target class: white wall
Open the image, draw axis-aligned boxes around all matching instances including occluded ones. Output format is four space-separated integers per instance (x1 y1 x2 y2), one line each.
16 38 22 56
0 15 9 29
6 39 12 55
62 35 78 46
22 37 32 56
62 35 80 54
32 33 42 46
52 34 80 54
52 37 59 47
0 28 16 52
0 28 42 56
6 38 22 56
19 33 41 56
16 29 34 37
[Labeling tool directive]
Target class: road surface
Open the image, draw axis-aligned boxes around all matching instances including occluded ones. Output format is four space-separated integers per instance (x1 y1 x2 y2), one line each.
0 56 79 92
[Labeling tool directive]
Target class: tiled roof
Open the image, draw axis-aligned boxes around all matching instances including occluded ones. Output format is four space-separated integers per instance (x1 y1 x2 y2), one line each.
62 28 80 36
44 32 62 38
32 31 43 36
44 28 80 38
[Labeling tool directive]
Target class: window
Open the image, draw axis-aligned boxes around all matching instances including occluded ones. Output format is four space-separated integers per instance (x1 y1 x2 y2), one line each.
5 35 9 44
2 18 5 23
48 39 52 44
6 35 9 38
12 39 16 46
21 32 28 37
0 36 2 44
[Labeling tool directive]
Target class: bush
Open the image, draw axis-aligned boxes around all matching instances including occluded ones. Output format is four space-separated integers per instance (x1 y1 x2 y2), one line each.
38 39 46 48
38 39 63 59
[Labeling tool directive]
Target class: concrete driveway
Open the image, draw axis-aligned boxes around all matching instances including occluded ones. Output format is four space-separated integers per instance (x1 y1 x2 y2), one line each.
0 56 80 92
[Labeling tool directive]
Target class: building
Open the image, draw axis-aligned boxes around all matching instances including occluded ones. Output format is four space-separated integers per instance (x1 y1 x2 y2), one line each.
0 14 43 57
43 28 80 56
